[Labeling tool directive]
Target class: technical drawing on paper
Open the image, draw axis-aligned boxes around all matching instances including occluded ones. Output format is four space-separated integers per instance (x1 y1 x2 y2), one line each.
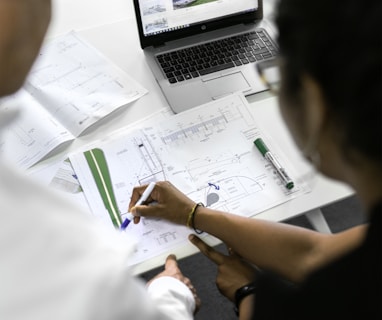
70 93 308 266
24 31 147 137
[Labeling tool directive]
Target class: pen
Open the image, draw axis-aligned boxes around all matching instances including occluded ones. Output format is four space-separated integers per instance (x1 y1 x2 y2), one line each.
120 181 156 230
254 138 294 190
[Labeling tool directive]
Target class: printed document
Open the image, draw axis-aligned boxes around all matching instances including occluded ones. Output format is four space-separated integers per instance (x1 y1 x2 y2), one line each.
0 32 147 169
69 93 309 266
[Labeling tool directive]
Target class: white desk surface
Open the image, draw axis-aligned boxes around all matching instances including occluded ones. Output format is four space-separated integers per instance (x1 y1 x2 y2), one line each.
42 0 354 273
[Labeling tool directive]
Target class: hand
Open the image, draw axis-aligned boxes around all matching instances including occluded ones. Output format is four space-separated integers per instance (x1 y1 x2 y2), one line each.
189 234 257 302
129 181 195 226
148 254 201 313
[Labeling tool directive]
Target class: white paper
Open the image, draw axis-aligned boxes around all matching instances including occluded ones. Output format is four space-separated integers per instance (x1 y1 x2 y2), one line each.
28 159 91 214
0 31 147 169
69 93 309 266
0 90 73 169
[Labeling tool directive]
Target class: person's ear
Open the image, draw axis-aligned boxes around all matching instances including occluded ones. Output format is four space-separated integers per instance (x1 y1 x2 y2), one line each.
300 74 328 158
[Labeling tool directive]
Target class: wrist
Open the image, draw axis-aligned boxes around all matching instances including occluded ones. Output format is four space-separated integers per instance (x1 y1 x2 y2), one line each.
185 202 197 226
234 281 257 316
186 202 204 234
239 294 255 320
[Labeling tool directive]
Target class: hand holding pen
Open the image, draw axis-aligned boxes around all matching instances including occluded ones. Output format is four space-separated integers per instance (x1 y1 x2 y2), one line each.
125 138 294 231
120 181 156 230
128 181 196 227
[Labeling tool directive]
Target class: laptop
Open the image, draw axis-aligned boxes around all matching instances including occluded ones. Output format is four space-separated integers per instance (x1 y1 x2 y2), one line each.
133 0 277 113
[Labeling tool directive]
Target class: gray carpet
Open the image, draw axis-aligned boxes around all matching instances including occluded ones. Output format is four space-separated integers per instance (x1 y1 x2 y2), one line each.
140 195 365 319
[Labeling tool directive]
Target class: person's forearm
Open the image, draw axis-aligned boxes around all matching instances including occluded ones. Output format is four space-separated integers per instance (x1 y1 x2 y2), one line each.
193 207 324 282
131 181 366 282
239 295 255 320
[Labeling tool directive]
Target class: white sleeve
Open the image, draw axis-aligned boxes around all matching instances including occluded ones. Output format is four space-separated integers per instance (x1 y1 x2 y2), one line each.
0 164 194 320
147 276 195 320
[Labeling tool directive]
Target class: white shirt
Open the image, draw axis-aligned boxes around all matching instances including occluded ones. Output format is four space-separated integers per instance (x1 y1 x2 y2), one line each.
0 110 195 320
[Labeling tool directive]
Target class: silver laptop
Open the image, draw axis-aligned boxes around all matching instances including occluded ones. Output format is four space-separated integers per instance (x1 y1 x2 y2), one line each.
133 0 277 113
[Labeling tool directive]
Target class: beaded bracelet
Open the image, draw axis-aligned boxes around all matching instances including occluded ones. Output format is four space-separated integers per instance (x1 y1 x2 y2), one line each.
186 202 204 234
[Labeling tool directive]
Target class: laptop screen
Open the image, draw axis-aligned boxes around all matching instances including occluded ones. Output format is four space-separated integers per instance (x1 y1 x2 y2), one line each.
138 0 258 37
134 0 262 48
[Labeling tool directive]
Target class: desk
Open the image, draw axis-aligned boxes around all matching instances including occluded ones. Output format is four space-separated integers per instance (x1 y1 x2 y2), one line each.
40 0 354 274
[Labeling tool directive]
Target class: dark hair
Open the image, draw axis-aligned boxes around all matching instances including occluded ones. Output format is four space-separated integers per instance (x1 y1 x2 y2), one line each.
276 0 382 163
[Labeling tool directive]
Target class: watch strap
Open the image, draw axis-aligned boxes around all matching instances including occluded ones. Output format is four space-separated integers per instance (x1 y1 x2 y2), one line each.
234 281 257 316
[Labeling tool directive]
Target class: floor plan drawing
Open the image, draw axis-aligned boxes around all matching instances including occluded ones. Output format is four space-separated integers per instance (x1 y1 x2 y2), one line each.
69 93 308 266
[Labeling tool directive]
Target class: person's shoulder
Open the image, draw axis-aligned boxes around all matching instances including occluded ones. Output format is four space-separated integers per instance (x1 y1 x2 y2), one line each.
301 218 381 318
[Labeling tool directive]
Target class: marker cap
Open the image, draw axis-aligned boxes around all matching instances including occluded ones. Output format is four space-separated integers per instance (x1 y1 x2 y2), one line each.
254 138 269 157
286 181 294 190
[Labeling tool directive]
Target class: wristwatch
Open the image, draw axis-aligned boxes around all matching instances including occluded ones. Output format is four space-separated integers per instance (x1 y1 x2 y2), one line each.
234 281 257 316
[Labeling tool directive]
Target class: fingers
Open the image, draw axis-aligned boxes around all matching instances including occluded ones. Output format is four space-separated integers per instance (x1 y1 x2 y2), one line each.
131 203 161 219
131 201 159 223
164 254 179 272
129 181 171 210
189 234 225 265
128 184 152 211
128 182 162 217
129 181 196 226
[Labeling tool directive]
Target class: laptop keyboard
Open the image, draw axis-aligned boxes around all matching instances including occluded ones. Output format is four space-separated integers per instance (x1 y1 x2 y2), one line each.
156 28 277 84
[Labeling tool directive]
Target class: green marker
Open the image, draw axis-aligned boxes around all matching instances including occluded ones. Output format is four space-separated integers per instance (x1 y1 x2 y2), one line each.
254 138 294 190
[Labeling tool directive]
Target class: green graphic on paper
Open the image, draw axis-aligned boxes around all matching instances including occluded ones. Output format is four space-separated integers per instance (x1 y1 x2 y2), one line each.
84 148 122 228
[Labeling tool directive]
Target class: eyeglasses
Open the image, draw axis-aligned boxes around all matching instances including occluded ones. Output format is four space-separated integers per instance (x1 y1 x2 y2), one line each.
256 58 281 94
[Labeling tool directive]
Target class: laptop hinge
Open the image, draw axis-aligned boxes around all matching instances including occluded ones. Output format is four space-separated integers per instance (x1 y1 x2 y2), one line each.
153 43 166 49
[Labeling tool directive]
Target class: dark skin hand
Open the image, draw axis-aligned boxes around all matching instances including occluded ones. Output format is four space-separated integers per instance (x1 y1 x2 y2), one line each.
129 181 367 283
130 182 255 315
188 235 257 302
130 182 257 316
129 181 195 225
189 235 257 319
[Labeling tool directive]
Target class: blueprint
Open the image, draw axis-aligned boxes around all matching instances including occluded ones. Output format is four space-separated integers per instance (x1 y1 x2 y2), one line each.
25 31 148 137
0 32 147 169
69 93 308 266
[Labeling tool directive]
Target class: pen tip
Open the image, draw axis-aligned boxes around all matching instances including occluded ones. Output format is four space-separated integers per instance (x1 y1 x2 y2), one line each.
120 218 131 230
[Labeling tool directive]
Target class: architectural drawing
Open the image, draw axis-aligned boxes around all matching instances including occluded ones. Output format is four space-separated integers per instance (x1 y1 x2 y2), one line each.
69 93 308 266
